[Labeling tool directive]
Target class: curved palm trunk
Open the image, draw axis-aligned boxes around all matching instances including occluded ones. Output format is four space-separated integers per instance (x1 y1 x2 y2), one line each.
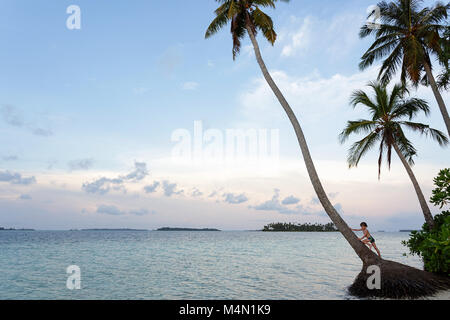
245 23 379 265
392 142 435 229
423 61 450 137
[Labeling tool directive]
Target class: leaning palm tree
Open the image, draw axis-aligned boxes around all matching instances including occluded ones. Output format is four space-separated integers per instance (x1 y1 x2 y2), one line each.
206 0 450 298
340 82 448 229
206 0 374 262
360 0 450 137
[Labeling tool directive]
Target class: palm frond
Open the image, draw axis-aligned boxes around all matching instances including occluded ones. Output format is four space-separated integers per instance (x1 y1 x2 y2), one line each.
339 120 378 143
251 7 277 44
206 0 288 59
359 0 448 84
349 89 380 118
391 97 430 120
205 3 230 38
400 121 449 146
347 132 381 168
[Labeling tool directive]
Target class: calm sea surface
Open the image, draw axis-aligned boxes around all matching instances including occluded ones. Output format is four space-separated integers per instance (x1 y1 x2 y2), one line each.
0 231 433 300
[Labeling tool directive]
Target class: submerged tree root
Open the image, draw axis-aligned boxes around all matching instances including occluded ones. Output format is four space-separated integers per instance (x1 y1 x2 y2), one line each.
348 259 450 299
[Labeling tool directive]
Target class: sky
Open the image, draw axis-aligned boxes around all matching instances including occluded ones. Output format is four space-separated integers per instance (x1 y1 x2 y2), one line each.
0 0 449 231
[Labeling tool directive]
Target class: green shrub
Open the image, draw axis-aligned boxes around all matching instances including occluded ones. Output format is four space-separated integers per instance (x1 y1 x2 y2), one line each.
402 211 450 275
403 169 450 275
430 168 450 209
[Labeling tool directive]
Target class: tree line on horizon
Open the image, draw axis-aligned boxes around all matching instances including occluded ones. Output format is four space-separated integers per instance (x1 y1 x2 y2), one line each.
262 222 338 232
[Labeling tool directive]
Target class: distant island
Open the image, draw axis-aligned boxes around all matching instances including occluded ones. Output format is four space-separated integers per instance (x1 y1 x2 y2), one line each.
0 227 35 231
80 228 149 232
262 222 338 232
156 227 221 232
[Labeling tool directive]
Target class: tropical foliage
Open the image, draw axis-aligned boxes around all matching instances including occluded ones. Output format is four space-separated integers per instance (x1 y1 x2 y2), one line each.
359 0 450 136
205 0 289 59
403 211 450 275
431 168 450 209
360 0 449 85
339 81 448 178
340 81 448 228
403 170 450 275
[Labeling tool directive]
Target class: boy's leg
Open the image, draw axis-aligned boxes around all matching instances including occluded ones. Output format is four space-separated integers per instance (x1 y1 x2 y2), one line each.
362 239 370 247
373 243 381 257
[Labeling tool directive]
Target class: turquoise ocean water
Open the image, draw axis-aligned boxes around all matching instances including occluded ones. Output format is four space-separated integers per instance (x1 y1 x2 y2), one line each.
0 231 425 300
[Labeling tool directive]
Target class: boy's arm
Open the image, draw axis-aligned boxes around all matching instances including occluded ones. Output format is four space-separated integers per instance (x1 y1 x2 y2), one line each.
360 230 369 240
351 228 362 231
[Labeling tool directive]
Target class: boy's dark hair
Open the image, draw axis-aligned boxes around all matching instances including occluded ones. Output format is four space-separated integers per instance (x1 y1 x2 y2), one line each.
360 222 368 227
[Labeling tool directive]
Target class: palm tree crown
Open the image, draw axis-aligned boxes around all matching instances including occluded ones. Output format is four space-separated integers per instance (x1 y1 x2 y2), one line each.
360 0 449 85
340 82 448 178
205 0 289 59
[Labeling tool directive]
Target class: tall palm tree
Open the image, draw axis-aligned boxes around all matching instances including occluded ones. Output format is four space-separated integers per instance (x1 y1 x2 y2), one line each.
206 0 450 299
340 82 448 228
359 0 450 137
205 0 377 264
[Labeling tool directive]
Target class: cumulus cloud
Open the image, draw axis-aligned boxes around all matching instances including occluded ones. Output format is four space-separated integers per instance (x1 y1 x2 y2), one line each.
191 188 203 197
129 209 156 216
223 193 248 204
250 189 323 215
82 162 149 195
208 191 218 198
310 197 320 205
162 180 183 197
96 205 155 216
281 195 300 205
123 162 148 181
68 158 94 171
1 105 24 127
240 66 380 125
2 155 19 161
334 203 343 213
281 16 313 57
46 160 58 170
280 13 364 59
0 170 36 185
0 104 54 137
144 181 160 193
251 189 298 214
18 194 32 200
328 192 339 199
83 177 122 195
96 205 126 216
310 194 338 205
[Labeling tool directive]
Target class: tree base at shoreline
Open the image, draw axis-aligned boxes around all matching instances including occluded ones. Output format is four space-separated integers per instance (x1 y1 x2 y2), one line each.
348 259 450 299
